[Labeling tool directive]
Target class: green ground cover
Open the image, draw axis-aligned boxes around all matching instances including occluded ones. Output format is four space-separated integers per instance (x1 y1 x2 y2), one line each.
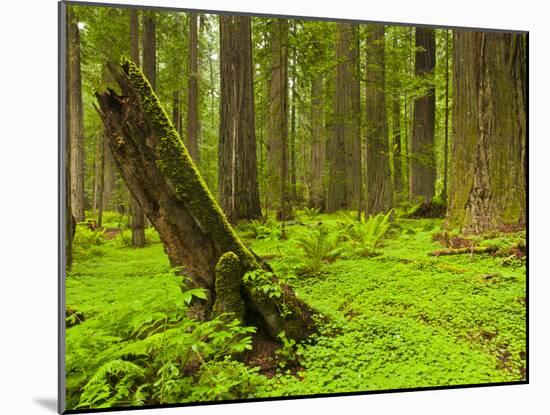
66 211 526 409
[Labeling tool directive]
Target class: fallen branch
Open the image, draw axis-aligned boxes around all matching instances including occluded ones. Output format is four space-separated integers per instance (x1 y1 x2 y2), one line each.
428 246 498 257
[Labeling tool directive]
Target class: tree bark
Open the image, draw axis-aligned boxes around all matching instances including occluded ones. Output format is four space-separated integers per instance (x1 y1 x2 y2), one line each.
365 24 392 214
309 75 325 210
442 29 450 204
289 21 298 201
392 91 403 199
218 16 262 222
186 12 200 162
96 134 106 227
327 23 360 212
410 27 436 203
142 11 156 90
447 31 526 233
129 8 145 247
67 10 86 222
172 90 182 137
267 19 292 220
65 13 75 269
95 60 316 340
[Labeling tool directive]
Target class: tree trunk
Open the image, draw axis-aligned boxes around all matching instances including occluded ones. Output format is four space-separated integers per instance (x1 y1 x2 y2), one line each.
391 33 403 202
95 60 316 340
128 8 146 247
172 90 182 137
447 31 526 233
442 29 450 204
365 24 392 215
392 91 403 200
309 75 325 210
142 11 156 90
289 22 297 201
96 133 106 227
67 10 85 222
410 27 436 203
327 23 360 212
65 13 75 269
187 12 200 162
267 19 292 220
218 16 262 222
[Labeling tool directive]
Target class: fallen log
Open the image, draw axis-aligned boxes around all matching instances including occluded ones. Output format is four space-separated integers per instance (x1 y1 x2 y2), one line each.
428 246 498 257
94 59 316 340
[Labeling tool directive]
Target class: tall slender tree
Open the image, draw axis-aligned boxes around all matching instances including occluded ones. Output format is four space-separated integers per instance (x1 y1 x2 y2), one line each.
447 31 526 233
310 75 325 210
442 29 450 204
129 8 145 247
410 27 436 202
218 16 262 221
289 21 298 201
142 11 156 90
267 19 291 220
67 10 86 222
187 12 200 162
365 24 392 214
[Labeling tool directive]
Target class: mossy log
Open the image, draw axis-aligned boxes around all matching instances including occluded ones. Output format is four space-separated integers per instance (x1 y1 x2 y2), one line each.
94 59 316 340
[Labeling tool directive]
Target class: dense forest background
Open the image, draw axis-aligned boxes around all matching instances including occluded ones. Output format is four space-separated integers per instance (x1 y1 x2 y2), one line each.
66 6 526 238
64 3 526 410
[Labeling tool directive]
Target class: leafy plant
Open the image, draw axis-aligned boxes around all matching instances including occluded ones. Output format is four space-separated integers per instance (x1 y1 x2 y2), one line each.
348 209 394 253
66 268 263 409
246 219 282 240
301 207 321 219
295 225 342 275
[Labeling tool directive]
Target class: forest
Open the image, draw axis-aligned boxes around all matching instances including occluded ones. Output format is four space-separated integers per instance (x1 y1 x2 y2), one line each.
64 3 527 410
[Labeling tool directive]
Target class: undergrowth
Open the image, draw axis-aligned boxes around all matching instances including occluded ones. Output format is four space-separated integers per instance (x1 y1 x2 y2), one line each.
67 210 526 409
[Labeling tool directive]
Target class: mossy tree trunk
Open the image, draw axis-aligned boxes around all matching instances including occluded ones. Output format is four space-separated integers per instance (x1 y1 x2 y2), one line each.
218 16 262 222
95 60 316 340
365 24 392 215
410 27 436 203
447 31 526 233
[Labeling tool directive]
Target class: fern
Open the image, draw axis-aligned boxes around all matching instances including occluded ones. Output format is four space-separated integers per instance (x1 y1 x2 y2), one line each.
348 209 394 253
66 267 262 410
295 225 342 274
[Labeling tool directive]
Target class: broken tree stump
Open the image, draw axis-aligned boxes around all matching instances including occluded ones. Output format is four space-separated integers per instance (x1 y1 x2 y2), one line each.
94 59 316 340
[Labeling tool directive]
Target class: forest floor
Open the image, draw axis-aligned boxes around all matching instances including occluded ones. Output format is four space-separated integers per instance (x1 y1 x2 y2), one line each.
65 211 526 409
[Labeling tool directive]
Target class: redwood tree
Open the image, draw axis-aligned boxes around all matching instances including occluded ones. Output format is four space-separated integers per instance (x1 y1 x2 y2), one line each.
310 75 325 210
410 27 436 203
129 8 145 247
327 23 360 212
218 16 262 221
365 24 392 214
186 12 200 162
447 31 526 233
267 19 291 220
67 10 85 222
